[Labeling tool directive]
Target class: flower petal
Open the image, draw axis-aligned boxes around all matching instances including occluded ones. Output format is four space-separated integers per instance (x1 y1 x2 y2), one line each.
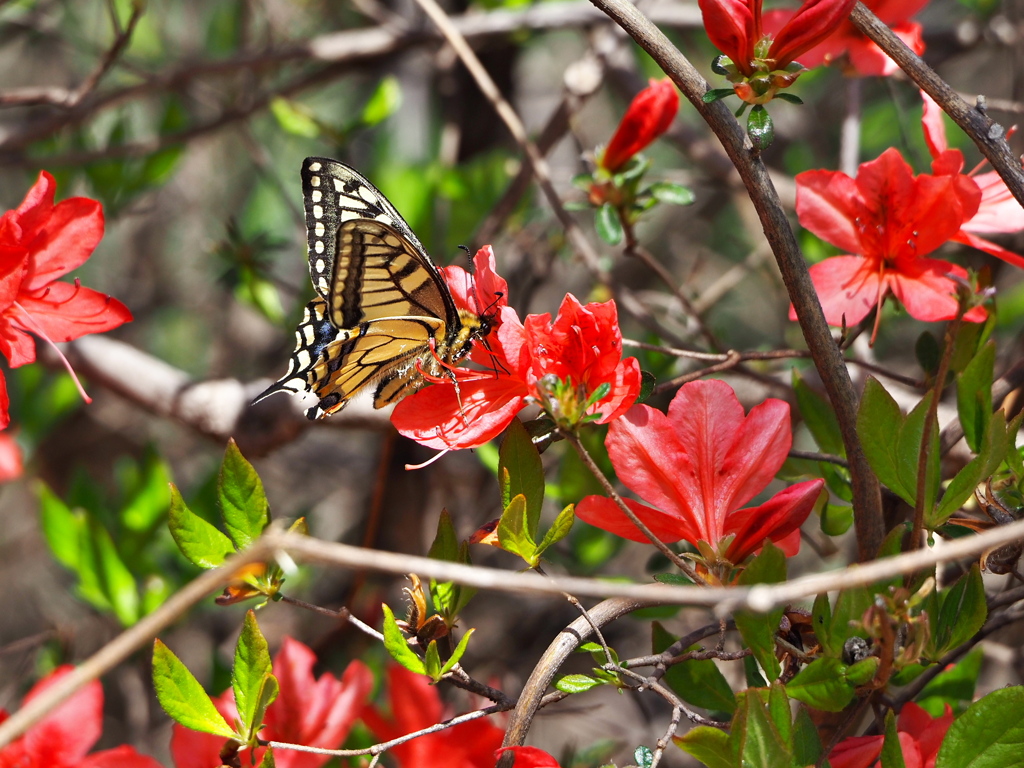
496 746 562 768
575 495 691 543
887 257 981 323
827 734 884 768
795 255 882 327
22 197 104 291
723 478 824 562
0 431 22 480
17 281 133 343
769 0 858 69
953 230 1024 270
963 171 1024 235
600 79 679 171
20 666 103 766
697 0 757 76
795 168 867 255
920 91 948 158
79 745 165 768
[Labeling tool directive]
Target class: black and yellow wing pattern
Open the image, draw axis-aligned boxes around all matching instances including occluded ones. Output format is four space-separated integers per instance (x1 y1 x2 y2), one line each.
254 157 489 419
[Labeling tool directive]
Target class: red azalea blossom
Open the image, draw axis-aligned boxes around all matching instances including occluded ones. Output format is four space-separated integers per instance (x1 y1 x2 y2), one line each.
171 638 372 768
920 91 1024 269
763 0 927 77
699 0 856 103
392 248 640 453
0 666 162 768
576 380 824 568
598 78 679 173
828 702 954 768
362 665 506 768
790 147 988 338
0 170 132 429
495 746 562 767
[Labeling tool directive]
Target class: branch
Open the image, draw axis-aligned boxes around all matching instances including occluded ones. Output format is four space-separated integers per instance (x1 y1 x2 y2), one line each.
848 2 1024 211
588 0 884 560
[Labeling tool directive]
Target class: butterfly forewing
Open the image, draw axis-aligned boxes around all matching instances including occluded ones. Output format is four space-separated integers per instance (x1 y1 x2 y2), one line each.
254 157 489 419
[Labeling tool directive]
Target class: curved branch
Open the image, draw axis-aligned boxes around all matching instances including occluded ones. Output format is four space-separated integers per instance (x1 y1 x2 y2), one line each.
587 0 883 560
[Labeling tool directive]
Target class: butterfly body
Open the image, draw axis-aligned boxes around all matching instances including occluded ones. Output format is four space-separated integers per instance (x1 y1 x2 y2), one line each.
254 158 491 419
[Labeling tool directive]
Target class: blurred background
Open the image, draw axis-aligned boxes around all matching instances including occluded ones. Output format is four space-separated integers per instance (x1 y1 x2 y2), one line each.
1 0 1023 765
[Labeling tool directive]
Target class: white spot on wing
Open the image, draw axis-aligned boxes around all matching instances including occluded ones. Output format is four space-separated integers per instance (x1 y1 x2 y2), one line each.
311 190 322 203
315 241 325 254
310 175 320 187
313 205 323 219
308 162 322 172
315 222 325 236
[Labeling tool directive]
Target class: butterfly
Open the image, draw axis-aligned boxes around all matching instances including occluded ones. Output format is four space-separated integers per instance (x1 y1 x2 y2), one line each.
254 157 494 419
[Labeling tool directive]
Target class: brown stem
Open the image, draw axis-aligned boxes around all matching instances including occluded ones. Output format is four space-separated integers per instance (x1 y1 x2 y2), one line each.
588 0 883 560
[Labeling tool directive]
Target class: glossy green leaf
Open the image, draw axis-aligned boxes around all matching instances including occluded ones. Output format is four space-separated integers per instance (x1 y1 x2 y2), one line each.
233 610 273 738
381 604 425 674
674 726 732 768
595 203 624 245
746 105 775 151
858 378 914 504
536 504 575 556
786 657 855 712
734 543 786 682
440 628 475 677
499 418 544 534
168 485 234 568
794 373 844 456
935 565 986 655
424 641 442 681
957 342 995 453
880 709 907 768
497 495 537 565
935 686 1024 768
152 640 236 738
249 674 279 744
218 439 270 549
554 674 602 694
648 182 695 207
933 410 1008 527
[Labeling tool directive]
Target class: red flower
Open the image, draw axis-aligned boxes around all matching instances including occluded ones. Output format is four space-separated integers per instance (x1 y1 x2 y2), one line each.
763 0 927 77
0 666 162 768
576 380 824 567
921 91 1024 269
702 0 856 75
495 746 562 767
362 665 505 768
0 171 132 428
171 638 372 768
392 288 641 453
599 79 679 173
828 702 954 768
789 147 987 338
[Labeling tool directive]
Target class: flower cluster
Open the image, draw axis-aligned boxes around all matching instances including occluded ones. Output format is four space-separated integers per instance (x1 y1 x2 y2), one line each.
700 0 857 104
577 380 824 574
171 638 372 768
391 247 641 453
0 666 162 768
0 171 132 480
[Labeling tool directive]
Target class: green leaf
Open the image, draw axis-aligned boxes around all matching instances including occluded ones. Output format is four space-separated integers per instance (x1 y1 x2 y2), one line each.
737 688 791 768
702 88 736 103
794 373 845 456
734 543 786 682
902 394 941 515
917 647 983 716
554 674 602 693
361 76 402 126
786 657 855 712
774 92 804 104
634 746 654 768
86 517 140 626
428 509 459 563
595 203 624 245
381 604 425 674
499 418 545 535
957 342 995 453
120 452 172 532
934 565 986 655
812 593 832 654
233 610 273 739
152 640 236 738
269 97 320 138
655 622 736 714
496 495 537 565
249 674 279 743
792 705 825 766
826 587 873 657
933 410 1009 526
257 747 277 768
746 105 775 152
858 378 913 504
168 485 235 568
37 482 84 570
536 504 575 556
935 686 1024 767
880 709 907 768
440 628 475 677
674 726 732 768
428 511 476 619
821 503 855 536
424 641 442 681
844 656 880 686
218 439 270 549
648 182 695 207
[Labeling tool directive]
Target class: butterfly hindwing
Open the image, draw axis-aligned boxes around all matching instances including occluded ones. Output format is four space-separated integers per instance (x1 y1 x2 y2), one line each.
254 157 488 418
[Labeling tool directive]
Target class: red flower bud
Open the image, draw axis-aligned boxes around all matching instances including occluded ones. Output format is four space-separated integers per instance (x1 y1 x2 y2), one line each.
599 78 679 173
